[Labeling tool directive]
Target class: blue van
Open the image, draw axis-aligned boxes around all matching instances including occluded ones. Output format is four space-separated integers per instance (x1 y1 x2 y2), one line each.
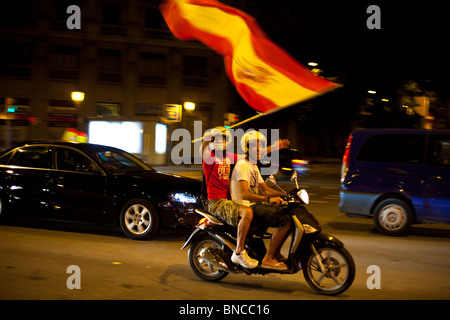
339 129 450 236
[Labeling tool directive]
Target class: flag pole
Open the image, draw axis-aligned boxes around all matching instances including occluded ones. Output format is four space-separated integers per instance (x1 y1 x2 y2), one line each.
190 112 264 143
190 83 342 143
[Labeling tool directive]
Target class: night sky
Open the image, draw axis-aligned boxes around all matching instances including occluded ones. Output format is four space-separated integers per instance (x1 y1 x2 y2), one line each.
224 0 449 136
257 1 448 95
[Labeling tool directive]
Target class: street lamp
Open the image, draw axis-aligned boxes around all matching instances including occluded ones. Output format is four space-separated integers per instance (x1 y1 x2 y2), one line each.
71 91 85 103
71 91 85 133
184 101 195 111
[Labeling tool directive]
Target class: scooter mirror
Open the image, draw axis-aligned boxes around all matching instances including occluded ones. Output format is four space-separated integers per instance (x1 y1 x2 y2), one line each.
291 171 299 189
297 189 309 205
290 171 298 182
266 175 277 185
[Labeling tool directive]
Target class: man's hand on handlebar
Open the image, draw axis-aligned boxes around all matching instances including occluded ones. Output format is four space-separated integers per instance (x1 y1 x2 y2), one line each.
268 196 286 205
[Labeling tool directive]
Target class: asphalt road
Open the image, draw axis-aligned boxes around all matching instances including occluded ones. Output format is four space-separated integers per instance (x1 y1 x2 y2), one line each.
0 163 449 302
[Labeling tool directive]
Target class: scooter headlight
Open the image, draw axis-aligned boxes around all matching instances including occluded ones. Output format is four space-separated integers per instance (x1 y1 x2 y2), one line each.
303 224 318 234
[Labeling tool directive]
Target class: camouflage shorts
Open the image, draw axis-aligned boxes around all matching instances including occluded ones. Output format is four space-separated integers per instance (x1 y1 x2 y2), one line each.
207 199 240 226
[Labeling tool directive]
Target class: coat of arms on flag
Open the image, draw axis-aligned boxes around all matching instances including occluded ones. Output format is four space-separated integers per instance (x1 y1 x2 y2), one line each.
160 0 340 115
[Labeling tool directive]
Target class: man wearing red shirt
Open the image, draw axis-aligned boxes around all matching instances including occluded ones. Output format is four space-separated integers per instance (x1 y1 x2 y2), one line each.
201 126 289 269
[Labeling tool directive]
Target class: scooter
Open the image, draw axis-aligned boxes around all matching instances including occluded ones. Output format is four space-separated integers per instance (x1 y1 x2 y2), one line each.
181 172 355 296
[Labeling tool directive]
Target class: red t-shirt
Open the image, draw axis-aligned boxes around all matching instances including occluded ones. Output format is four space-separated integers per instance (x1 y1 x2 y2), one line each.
202 149 238 200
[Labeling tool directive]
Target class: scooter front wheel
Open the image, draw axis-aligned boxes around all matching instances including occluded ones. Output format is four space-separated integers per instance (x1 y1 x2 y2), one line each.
188 235 230 282
303 245 355 296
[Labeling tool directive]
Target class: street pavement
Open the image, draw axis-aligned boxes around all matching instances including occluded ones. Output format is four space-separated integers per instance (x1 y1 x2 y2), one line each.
0 163 449 301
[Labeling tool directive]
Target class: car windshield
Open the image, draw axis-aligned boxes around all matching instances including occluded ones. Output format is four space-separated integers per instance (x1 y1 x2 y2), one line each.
93 149 154 174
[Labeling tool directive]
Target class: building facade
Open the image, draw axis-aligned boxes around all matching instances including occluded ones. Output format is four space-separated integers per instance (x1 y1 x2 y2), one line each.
0 0 238 164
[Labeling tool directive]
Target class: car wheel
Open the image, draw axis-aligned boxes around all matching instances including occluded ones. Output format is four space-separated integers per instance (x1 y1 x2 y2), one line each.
373 198 412 236
120 199 159 240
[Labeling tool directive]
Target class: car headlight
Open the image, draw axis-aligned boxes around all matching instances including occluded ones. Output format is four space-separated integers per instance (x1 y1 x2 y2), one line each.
170 192 198 204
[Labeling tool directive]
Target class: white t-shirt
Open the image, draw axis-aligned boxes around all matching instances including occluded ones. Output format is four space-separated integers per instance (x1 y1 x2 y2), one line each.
231 158 264 206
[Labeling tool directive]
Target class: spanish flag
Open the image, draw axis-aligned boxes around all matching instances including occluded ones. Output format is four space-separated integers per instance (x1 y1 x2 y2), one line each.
160 0 340 114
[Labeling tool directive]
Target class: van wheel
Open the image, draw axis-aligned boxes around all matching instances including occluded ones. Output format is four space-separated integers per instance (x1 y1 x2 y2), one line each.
373 198 412 236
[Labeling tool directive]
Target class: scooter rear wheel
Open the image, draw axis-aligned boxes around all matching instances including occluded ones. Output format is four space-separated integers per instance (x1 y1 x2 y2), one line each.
303 245 355 296
188 235 230 282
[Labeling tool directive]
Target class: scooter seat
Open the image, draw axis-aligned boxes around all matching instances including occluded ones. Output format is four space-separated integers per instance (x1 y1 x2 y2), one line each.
195 208 226 225
195 208 271 238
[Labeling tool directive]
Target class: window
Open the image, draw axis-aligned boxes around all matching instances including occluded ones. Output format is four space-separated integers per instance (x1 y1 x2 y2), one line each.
357 134 426 164
427 135 450 166
96 102 121 117
183 56 207 77
55 148 99 174
98 49 122 83
144 8 165 29
94 150 151 174
140 53 166 74
182 56 208 87
138 52 166 85
0 151 13 165
0 42 32 77
10 146 49 169
49 46 80 80
98 49 122 72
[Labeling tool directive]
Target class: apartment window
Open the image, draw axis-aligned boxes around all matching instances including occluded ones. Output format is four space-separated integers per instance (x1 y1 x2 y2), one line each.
182 56 208 87
145 8 165 29
138 52 166 85
96 102 121 117
0 42 32 78
98 49 122 83
49 46 80 80
100 3 126 35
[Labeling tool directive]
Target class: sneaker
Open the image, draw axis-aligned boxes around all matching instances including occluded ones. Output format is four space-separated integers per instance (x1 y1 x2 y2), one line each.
231 250 259 269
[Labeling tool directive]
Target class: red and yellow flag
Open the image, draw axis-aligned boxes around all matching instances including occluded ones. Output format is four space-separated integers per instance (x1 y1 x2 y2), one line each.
160 0 340 114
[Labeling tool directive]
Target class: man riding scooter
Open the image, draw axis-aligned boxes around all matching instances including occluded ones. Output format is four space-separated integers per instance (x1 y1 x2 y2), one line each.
230 130 292 270
185 129 356 295
200 127 290 269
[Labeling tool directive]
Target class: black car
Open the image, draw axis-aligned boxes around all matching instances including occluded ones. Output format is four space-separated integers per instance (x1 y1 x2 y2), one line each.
0 141 203 239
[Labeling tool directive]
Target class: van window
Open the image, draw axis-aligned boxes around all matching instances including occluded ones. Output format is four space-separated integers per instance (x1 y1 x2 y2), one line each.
357 134 425 164
427 135 450 166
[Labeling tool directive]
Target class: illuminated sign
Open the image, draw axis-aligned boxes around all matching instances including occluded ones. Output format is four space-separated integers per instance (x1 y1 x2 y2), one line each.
164 104 182 122
88 121 143 154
